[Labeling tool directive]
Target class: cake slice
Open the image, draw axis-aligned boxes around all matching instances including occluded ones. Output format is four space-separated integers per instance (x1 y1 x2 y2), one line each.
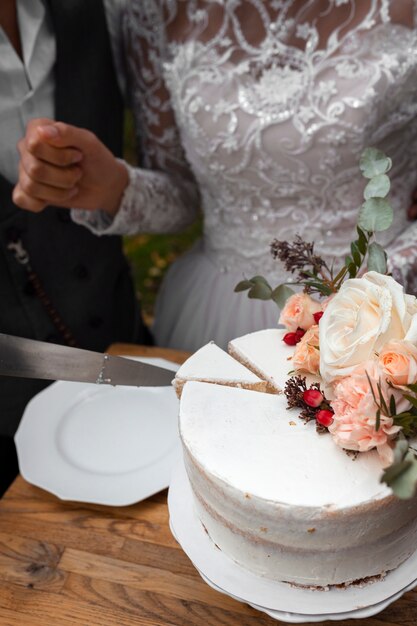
228 328 300 393
173 341 267 398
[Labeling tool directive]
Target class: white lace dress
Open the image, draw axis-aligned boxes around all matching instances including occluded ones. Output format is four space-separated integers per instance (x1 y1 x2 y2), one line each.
73 0 417 351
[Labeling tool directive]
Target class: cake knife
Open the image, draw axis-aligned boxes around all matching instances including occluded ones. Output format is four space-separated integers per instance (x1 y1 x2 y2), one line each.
0 333 174 387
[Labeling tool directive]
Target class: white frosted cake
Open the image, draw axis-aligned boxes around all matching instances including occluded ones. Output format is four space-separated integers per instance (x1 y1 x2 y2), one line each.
228 328 293 392
173 341 266 397
177 329 417 587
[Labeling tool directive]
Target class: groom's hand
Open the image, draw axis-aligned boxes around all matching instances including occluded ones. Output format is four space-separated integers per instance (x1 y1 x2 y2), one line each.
13 118 128 215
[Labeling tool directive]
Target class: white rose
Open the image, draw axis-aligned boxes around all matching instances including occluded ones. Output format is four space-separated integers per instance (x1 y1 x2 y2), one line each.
319 271 417 382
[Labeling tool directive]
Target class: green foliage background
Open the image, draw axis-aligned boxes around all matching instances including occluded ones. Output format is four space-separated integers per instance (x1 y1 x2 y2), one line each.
122 112 202 323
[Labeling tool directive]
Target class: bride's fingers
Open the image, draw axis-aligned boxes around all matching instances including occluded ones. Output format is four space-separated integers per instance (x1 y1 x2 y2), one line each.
17 164 79 206
12 184 47 212
20 150 82 190
18 136 82 168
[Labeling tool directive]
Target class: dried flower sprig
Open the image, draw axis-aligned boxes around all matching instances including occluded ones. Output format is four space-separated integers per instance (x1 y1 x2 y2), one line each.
284 375 333 433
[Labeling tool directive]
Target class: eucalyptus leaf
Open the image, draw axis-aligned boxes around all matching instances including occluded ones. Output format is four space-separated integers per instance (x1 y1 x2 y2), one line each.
359 148 392 178
364 174 390 199
248 282 272 300
234 280 254 293
358 198 393 232
251 275 272 288
367 242 387 274
381 450 417 499
393 434 410 464
271 284 295 309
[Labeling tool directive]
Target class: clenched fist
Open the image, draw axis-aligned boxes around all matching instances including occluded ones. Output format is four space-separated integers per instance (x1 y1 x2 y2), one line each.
13 118 128 216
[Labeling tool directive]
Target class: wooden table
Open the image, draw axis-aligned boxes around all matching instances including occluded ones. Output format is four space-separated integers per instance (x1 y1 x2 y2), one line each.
0 345 416 626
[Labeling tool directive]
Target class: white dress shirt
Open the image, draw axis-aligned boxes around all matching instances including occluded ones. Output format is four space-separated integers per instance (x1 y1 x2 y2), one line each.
0 0 125 186
0 0 55 185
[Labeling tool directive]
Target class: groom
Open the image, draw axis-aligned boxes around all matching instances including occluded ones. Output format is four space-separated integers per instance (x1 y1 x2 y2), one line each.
0 0 150 494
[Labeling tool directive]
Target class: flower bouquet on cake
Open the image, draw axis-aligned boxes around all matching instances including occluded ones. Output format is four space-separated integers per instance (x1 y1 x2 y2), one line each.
236 148 417 499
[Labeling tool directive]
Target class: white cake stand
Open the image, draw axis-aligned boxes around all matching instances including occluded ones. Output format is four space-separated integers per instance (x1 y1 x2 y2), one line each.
168 460 417 623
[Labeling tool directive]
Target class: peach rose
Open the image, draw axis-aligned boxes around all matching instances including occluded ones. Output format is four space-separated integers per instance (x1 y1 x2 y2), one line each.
319 272 417 383
279 293 322 332
292 325 320 375
378 340 417 387
329 361 407 467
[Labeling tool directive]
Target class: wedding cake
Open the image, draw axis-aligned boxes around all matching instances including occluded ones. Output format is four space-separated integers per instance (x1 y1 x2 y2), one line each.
177 327 417 587
175 149 417 587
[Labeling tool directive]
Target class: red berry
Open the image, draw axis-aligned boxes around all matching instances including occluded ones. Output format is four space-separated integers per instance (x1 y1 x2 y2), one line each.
313 311 323 324
316 409 334 427
283 329 305 346
303 389 323 408
283 332 298 345
295 328 305 341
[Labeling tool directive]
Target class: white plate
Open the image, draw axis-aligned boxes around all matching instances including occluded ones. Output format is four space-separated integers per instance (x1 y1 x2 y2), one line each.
195 569 417 623
168 459 417 618
15 357 181 506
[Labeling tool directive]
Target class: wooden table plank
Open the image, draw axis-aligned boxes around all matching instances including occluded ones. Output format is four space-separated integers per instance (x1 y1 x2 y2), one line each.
1 345 416 625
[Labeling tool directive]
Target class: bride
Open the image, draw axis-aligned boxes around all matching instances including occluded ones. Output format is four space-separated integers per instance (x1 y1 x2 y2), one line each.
14 0 417 350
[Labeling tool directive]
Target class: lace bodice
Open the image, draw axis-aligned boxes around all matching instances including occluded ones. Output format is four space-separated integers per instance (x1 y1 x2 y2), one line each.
73 0 417 291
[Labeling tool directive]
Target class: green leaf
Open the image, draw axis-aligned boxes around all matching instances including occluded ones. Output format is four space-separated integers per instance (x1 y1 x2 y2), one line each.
348 263 357 278
356 232 367 255
389 393 397 417
350 241 362 267
382 458 413 484
333 266 348 284
251 276 272 288
393 434 410 463
358 198 393 232
394 412 417 437
248 282 272 300
345 255 353 267
367 242 387 274
403 394 417 410
234 280 253 293
381 450 417 499
359 148 392 179
304 281 333 296
375 408 381 432
407 384 417 394
364 174 391 199
270 284 295 309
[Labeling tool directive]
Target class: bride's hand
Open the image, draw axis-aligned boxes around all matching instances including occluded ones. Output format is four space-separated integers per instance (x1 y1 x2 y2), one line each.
13 118 128 216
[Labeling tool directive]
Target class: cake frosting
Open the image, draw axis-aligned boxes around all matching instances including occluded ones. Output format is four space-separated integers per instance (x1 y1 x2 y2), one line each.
174 341 266 397
229 328 318 392
177 332 417 587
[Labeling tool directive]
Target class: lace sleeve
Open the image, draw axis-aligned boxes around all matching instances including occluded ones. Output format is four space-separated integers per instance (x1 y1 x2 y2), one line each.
71 1 200 236
386 220 417 296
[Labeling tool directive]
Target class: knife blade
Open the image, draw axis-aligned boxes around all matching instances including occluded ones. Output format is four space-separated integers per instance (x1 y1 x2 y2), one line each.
0 333 175 387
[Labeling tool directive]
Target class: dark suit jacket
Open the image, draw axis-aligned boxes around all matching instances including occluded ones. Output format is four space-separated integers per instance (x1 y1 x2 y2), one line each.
0 0 149 436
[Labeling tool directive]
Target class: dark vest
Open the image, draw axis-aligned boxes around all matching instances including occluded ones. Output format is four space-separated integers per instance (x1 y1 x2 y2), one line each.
0 0 145 435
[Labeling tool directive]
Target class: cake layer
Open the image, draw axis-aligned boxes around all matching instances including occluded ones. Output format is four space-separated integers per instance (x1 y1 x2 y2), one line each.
179 381 417 586
229 328 301 392
174 341 266 397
